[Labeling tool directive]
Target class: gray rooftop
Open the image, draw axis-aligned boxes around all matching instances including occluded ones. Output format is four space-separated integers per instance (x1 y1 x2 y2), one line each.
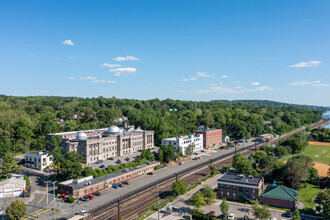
218 173 262 186
62 161 159 190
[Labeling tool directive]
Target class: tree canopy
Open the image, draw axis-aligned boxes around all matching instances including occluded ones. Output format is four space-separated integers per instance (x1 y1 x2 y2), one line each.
0 95 323 157
6 199 26 220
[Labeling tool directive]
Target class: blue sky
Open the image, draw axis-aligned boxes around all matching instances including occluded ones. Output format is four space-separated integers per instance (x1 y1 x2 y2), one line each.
0 0 329 106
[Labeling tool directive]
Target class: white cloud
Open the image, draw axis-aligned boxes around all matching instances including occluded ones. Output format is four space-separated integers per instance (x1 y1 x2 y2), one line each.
312 83 328 87
196 90 211 94
195 84 276 95
109 67 137 76
196 72 214 78
289 60 321 68
113 56 139 61
244 86 276 92
250 82 260 86
182 78 197 82
39 91 49 93
102 63 122 68
80 76 97 80
63 39 74 46
289 80 321 86
91 80 117 84
221 75 228 78
66 76 75 80
200 85 241 94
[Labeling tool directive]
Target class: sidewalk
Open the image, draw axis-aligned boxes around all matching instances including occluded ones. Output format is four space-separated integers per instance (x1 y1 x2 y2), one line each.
147 172 222 219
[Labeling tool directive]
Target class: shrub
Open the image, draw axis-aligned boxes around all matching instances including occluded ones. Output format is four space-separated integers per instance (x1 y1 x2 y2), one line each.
67 195 75 203
24 175 31 186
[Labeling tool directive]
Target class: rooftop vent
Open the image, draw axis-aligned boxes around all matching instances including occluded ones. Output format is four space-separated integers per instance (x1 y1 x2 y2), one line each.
248 175 253 179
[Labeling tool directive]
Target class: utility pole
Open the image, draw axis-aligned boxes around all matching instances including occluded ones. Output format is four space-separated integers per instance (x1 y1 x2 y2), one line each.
46 180 48 209
36 184 39 218
157 184 160 220
54 181 56 216
117 199 120 220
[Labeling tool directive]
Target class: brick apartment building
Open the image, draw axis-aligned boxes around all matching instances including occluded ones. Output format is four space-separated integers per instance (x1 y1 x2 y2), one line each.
195 128 222 148
261 185 298 210
218 173 264 201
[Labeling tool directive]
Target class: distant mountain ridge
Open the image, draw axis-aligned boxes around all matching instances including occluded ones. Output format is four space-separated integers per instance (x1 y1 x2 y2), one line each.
211 99 326 111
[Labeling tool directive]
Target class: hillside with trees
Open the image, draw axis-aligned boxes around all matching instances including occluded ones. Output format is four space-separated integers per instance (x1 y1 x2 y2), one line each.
0 95 323 157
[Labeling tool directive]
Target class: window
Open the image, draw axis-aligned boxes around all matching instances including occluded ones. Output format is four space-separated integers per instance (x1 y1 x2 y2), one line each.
221 185 223 189
226 185 229 189
227 192 229 197
233 193 236 198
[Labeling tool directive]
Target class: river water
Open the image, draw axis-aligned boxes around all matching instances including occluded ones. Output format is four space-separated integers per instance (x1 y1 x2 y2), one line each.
322 111 330 128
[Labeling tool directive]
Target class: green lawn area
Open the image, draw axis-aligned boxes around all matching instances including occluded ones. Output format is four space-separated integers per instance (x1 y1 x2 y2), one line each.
298 183 319 209
279 144 329 164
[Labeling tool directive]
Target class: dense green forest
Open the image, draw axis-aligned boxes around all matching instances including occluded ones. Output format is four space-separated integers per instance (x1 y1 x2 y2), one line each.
0 95 323 157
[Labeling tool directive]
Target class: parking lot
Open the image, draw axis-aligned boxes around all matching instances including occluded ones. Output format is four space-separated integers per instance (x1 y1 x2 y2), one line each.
89 147 159 169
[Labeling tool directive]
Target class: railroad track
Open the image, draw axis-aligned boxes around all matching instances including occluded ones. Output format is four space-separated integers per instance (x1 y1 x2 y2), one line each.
86 119 330 220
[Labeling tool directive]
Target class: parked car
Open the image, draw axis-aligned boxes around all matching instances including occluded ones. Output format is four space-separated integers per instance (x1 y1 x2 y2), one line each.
201 150 205 152
217 214 225 219
76 210 88 216
108 157 114 160
193 157 197 160
123 181 130 185
99 165 106 169
118 184 123 188
179 162 184 165
285 212 293 217
147 172 154 175
208 211 215 217
228 214 236 219
81 196 89 201
116 160 122 164
92 192 101 196
112 184 119 189
96 160 103 164
125 157 130 161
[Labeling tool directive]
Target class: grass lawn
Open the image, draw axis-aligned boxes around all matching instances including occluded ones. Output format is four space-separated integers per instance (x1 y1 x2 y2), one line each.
279 144 329 164
298 183 319 209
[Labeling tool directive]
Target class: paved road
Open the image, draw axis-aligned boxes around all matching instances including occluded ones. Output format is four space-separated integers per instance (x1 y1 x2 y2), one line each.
146 172 288 220
55 143 254 219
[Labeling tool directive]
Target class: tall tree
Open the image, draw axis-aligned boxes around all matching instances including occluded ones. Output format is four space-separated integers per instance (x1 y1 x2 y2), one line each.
0 152 20 174
189 192 206 208
171 180 187 196
6 199 26 220
220 198 229 219
202 185 216 205
251 200 271 220
185 143 195 156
